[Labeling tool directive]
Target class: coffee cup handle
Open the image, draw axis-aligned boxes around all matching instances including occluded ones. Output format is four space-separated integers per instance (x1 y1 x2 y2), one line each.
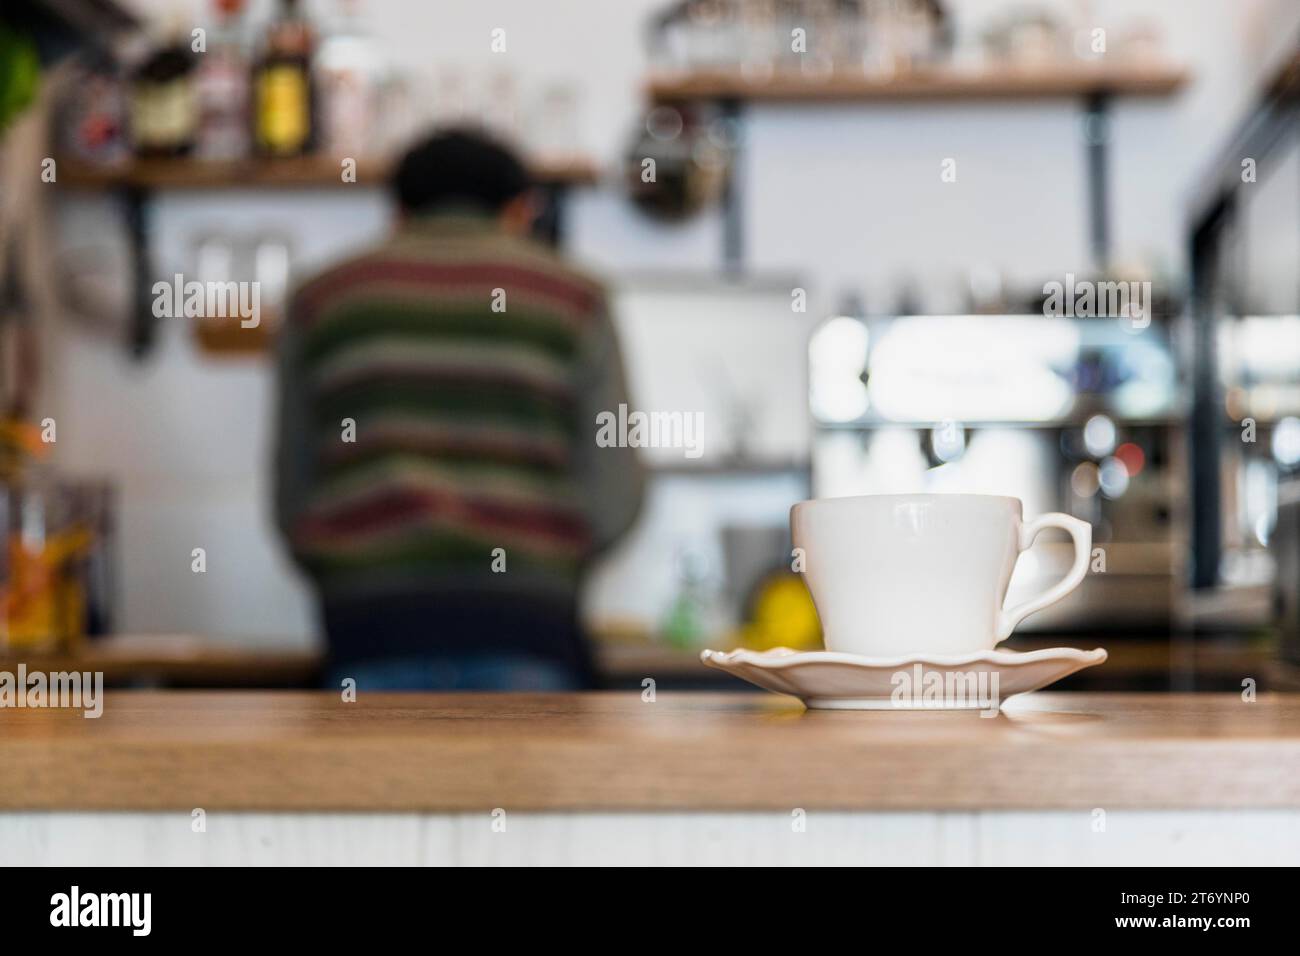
995 513 1092 642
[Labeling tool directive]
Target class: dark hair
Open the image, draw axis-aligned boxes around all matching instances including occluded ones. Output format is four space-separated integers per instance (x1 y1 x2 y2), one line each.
391 128 531 214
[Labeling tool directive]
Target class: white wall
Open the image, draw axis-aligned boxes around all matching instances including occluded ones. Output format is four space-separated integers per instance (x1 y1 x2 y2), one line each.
49 192 389 644
44 0 1300 643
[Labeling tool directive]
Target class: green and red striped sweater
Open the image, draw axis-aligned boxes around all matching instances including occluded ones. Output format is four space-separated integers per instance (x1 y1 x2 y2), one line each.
273 212 644 605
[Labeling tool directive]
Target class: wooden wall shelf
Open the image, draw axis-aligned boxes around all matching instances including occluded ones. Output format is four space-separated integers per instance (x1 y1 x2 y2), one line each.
647 63 1189 103
57 155 601 191
55 152 600 356
0 635 320 688
647 61 1188 271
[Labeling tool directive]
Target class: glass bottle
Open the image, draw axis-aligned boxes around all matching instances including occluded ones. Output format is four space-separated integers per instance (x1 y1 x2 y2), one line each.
252 0 316 158
315 0 384 158
129 16 199 157
195 0 251 160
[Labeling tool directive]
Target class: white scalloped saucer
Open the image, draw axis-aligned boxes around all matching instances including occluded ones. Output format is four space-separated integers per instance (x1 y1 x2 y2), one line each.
699 646 1107 710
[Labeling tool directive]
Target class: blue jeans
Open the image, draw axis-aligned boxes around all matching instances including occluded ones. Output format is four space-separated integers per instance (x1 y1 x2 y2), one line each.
328 654 579 691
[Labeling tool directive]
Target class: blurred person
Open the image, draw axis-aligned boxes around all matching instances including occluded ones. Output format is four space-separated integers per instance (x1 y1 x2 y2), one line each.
273 129 644 690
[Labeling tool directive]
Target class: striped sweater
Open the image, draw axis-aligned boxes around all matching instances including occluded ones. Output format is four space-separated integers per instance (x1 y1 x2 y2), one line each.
273 212 644 605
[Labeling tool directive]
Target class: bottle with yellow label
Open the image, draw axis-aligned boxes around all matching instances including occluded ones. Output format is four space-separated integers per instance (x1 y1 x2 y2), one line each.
253 0 315 157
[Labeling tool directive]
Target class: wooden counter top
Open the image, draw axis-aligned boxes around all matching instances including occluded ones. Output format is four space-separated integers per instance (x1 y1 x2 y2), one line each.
2 692 1298 812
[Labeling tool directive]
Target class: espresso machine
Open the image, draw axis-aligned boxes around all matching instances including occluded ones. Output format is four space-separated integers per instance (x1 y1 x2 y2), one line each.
808 311 1182 631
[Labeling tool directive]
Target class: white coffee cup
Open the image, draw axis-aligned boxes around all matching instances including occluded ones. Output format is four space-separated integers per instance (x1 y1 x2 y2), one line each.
791 494 1091 658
